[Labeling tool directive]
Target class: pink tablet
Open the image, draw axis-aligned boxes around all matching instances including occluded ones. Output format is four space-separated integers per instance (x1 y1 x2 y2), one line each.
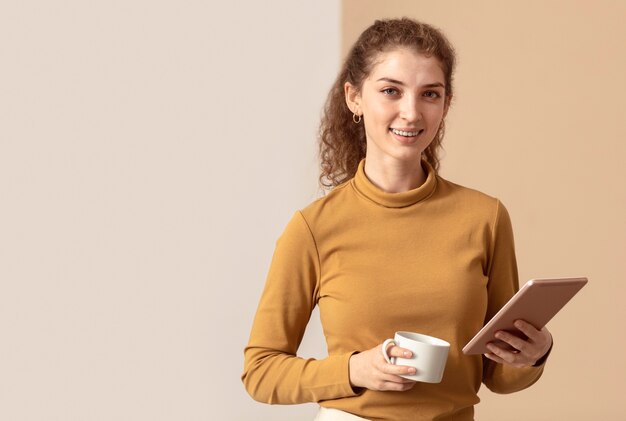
462 277 588 355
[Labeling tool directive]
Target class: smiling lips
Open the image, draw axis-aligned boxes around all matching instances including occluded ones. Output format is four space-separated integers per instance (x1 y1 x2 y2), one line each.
390 128 424 137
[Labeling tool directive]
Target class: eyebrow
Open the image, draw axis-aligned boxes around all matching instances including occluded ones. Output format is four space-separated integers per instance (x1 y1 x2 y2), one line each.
376 77 445 89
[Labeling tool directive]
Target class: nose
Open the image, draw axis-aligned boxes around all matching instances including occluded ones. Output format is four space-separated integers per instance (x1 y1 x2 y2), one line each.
399 95 422 123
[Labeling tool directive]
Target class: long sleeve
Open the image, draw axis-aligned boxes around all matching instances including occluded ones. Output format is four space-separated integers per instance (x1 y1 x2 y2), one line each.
241 211 360 404
482 200 548 393
242 162 550 418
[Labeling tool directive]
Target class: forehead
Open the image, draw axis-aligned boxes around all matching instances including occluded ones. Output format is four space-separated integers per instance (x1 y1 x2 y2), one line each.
367 48 445 84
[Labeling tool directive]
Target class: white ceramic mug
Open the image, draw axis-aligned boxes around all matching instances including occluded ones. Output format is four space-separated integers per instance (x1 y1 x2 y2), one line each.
382 331 450 383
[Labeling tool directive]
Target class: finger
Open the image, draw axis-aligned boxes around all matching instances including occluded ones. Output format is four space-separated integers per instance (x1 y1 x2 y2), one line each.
396 380 416 391
387 345 413 358
513 319 542 341
381 361 417 377
541 327 553 348
484 352 506 365
487 343 532 368
486 342 522 366
385 375 417 384
400 382 416 391
382 373 417 384
494 330 529 353
381 341 396 355
381 379 416 391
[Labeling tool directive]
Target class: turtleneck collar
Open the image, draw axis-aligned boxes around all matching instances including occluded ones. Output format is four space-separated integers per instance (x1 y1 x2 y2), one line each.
351 158 438 208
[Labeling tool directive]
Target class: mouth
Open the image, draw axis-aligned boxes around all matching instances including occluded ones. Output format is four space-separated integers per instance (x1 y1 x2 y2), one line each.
389 128 424 139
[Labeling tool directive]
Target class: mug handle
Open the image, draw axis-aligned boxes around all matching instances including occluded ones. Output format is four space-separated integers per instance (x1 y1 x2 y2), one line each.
382 338 397 364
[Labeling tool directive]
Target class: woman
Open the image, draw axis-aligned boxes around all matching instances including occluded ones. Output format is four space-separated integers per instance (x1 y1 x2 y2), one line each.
242 18 552 420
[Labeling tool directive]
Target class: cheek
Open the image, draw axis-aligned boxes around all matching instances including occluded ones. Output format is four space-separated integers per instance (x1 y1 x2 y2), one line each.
367 103 394 127
417 114 439 132
427 106 446 122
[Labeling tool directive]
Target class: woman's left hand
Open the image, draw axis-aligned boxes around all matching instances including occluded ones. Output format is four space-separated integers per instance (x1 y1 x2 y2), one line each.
484 319 552 368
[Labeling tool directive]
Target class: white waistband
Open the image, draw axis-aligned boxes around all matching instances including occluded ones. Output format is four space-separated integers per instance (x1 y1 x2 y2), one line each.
314 407 370 421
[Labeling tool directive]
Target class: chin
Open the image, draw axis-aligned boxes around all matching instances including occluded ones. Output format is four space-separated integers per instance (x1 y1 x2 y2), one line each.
389 150 425 163
367 138 427 162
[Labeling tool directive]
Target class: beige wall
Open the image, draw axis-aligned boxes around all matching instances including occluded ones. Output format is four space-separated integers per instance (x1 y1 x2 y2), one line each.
342 0 626 419
0 1 338 420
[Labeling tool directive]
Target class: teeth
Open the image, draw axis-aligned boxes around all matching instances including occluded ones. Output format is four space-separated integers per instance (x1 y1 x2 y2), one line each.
391 128 421 137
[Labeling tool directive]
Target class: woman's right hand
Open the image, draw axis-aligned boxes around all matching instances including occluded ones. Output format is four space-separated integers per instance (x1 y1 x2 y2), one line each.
348 342 417 391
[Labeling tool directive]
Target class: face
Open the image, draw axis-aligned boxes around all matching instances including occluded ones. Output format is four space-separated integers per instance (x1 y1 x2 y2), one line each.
345 48 450 163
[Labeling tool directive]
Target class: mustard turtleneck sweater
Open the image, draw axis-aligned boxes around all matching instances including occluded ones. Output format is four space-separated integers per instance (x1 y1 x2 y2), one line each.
242 159 547 420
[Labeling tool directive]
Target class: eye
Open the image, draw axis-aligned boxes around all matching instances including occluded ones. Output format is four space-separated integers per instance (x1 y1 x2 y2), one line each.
381 88 399 96
424 91 442 99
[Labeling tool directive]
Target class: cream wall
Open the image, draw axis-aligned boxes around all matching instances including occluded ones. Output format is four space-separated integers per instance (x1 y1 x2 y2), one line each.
342 0 626 419
0 1 338 420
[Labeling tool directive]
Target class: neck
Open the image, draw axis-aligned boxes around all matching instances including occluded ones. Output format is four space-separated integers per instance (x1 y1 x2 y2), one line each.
363 155 426 193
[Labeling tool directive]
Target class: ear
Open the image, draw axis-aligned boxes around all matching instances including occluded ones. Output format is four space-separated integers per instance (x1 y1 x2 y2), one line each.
344 82 362 115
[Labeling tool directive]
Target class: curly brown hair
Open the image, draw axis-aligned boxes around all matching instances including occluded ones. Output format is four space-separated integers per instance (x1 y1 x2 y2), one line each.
318 17 457 189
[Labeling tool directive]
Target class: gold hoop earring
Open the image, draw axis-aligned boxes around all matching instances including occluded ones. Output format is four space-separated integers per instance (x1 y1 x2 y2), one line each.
353 113 362 124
